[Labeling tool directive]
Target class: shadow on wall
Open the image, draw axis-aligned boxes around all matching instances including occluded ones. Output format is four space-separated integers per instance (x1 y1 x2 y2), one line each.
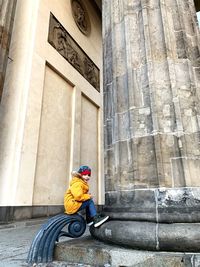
194 0 200 12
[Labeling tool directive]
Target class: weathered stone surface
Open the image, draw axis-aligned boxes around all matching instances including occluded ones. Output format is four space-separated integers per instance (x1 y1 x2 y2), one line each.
158 223 200 252
90 221 157 250
91 220 200 252
104 187 200 223
101 1 200 253
103 0 200 193
104 189 156 221
157 187 200 223
0 0 17 100
55 235 200 266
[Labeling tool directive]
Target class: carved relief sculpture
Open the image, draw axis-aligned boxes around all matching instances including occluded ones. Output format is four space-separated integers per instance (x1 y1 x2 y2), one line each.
48 14 99 91
71 0 91 36
83 57 98 89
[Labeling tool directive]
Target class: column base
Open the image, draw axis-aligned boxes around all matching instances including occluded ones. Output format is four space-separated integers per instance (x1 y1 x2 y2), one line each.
105 187 200 223
90 220 200 252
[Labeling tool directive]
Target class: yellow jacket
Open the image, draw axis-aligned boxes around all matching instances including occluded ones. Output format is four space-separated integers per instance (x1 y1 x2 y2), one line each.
64 175 91 214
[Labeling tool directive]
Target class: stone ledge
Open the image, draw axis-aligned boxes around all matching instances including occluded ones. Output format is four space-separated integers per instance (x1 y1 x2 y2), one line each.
54 236 200 267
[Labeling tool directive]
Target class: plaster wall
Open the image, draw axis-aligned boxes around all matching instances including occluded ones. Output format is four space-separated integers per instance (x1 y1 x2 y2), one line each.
0 0 103 207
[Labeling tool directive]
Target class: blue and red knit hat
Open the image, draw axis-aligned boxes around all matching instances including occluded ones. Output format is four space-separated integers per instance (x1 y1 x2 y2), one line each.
78 165 91 176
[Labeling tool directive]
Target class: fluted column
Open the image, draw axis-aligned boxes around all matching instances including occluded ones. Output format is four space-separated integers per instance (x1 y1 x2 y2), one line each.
91 0 200 251
0 0 17 100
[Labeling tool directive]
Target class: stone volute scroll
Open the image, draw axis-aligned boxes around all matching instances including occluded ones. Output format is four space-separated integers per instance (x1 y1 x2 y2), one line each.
71 0 91 36
27 213 86 264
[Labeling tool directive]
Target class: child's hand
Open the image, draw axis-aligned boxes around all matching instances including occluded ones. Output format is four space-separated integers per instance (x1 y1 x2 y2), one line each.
89 193 93 199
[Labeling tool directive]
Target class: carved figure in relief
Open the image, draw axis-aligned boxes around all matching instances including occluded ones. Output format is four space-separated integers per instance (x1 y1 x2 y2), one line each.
52 23 67 55
84 58 98 88
65 37 82 73
52 23 82 72
49 15 99 90
72 0 88 34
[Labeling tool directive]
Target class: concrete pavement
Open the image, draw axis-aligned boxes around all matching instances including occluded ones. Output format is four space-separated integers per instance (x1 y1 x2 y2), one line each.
1 218 200 267
0 218 45 267
0 218 91 267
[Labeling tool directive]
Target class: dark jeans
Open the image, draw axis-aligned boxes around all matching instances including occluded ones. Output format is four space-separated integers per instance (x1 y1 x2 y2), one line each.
78 199 97 220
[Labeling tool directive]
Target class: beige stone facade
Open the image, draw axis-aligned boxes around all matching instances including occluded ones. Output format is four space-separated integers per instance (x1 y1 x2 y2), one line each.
0 0 103 210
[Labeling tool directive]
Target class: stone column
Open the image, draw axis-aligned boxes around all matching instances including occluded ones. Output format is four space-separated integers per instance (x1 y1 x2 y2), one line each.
0 0 17 101
91 0 200 251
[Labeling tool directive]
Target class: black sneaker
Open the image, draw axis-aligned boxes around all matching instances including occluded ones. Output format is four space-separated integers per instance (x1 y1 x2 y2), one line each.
93 214 109 228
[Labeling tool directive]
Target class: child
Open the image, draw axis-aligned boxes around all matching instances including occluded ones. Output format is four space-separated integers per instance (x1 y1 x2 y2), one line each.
64 165 109 227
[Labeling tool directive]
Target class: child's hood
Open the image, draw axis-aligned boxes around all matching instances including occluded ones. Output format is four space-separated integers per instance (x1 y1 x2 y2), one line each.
70 173 87 186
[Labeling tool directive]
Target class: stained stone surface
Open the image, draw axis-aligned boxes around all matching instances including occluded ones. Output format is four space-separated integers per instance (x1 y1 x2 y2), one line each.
55 235 200 267
90 221 200 252
104 187 200 223
0 0 17 100
91 0 200 251
103 0 200 213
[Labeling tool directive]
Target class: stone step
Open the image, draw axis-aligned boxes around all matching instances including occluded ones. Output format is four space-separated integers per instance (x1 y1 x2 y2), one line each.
25 262 93 267
54 235 200 267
